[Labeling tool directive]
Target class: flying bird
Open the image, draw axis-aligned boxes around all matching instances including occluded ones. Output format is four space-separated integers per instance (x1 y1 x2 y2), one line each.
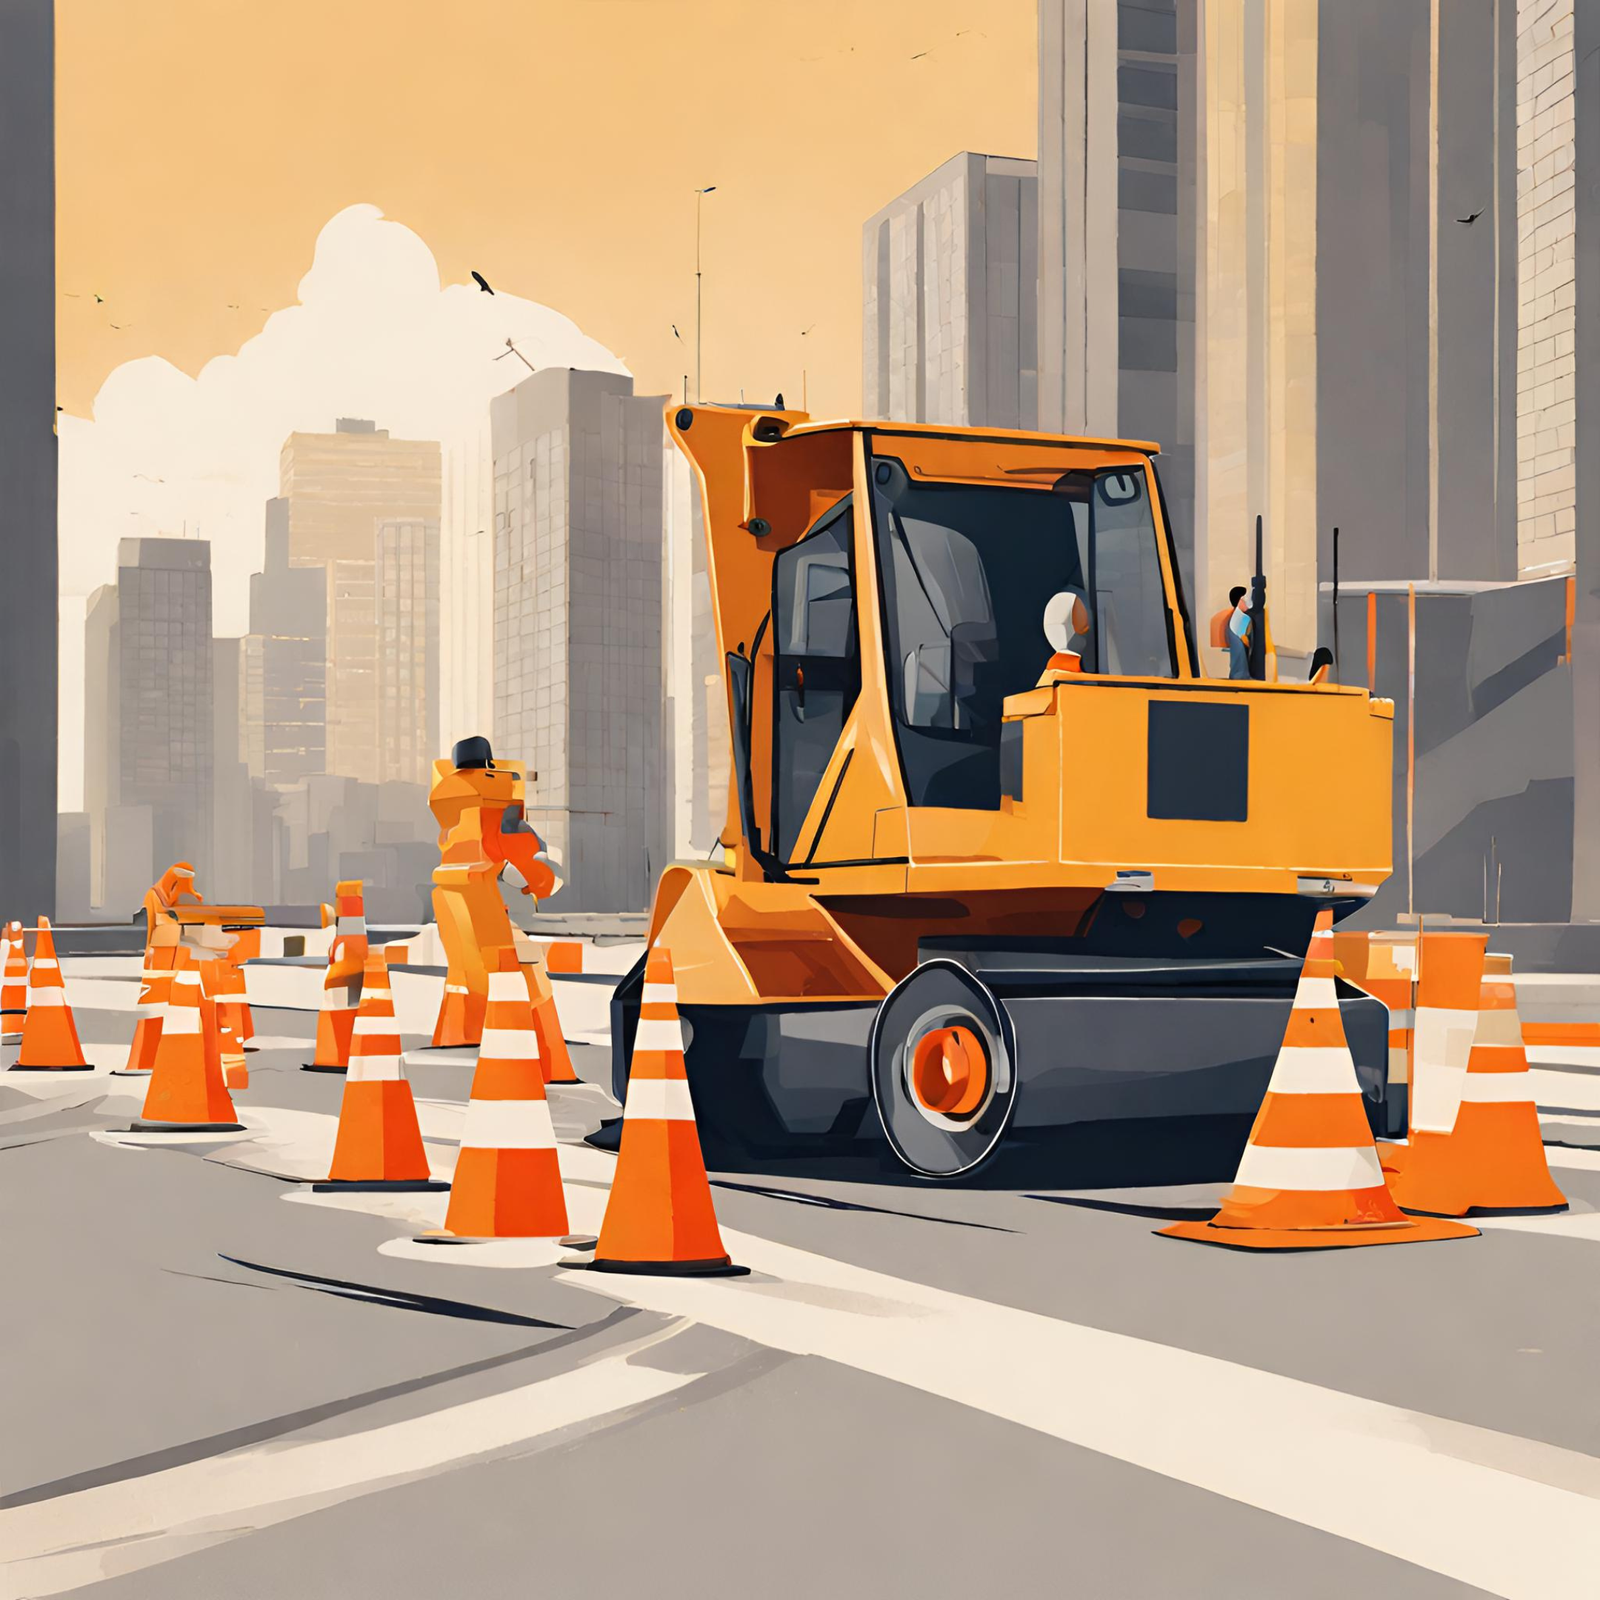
64 292 81 299
911 50 928 59
1456 209 1484 225
133 473 164 483
471 270 495 294
672 324 684 342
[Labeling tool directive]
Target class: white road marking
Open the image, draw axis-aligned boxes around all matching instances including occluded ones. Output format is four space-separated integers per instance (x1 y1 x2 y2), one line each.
1544 1145 1600 1173
1528 1045 1600 1070
1474 1211 1600 1243
566 1233 1600 1600
1532 1067 1600 1112
0 1324 694 1599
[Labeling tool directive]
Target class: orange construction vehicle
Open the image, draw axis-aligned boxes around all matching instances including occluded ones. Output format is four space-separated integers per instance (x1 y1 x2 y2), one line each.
428 737 565 1055
608 403 1397 1177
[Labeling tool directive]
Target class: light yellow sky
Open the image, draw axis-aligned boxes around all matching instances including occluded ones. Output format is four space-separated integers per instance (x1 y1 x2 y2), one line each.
56 0 1038 420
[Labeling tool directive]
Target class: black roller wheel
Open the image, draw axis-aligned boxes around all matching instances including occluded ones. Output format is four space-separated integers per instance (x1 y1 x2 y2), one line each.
869 960 1017 1179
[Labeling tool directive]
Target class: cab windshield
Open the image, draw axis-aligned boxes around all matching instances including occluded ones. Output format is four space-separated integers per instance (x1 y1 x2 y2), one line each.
869 452 1175 809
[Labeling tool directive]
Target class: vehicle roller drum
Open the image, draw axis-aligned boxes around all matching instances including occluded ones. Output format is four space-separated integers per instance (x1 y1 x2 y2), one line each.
870 960 1018 1179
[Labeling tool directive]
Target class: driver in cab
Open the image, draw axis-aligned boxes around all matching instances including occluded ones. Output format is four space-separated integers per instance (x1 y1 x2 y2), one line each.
1036 588 1091 686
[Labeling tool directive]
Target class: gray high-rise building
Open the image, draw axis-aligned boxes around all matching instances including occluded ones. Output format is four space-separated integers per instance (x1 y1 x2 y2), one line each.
211 637 254 901
862 152 1039 430
491 369 667 912
1037 0 1200 594
278 420 440 780
84 539 215 902
0 0 58 919
244 498 327 790
375 516 440 784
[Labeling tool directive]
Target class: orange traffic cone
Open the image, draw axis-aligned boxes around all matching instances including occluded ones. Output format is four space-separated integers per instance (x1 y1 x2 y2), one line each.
315 953 445 1192
304 880 368 1073
219 1015 249 1092
1 922 28 1043
1384 953 1566 1215
116 941 178 1076
13 918 92 1072
522 945 579 1085
1332 929 1414 1124
578 945 743 1276
133 952 244 1130
1403 931 1488 1150
431 979 484 1050
1161 911 1477 1249
423 950 568 1241
217 960 255 1050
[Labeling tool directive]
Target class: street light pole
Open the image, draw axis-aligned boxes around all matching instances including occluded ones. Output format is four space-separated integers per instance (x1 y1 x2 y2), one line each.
695 185 716 402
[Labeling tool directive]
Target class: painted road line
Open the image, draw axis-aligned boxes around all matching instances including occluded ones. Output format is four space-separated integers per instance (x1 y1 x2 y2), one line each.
1531 1068 1600 1113
1528 1046 1600 1071
0 1324 695 1599
567 1234 1600 1600
1544 1146 1600 1174
1474 1212 1600 1244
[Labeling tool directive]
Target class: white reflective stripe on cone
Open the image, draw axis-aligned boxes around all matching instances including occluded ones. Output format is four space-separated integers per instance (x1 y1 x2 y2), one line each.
634 1017 684 1053
27 989 65 1007
479 1027 538 1060
1387 1047 1409 1084
641 983 677 1006
1410 1008 1479 1134
351 1011 394 1034
461 1095 556 1150
1459 1073 1534 1104
1264 1047 1361 1094
31 959 59 972
1232 1142 1386 1193
336 918 366 935
347 1053 403 1082
1291 975 1338 1010
162 1010 202 1035
486 974 526 1003
623 1075 697 1122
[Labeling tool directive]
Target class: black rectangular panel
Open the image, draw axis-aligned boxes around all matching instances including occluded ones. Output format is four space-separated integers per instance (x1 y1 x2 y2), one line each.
1147 700 1249 822
1000 722 1024 802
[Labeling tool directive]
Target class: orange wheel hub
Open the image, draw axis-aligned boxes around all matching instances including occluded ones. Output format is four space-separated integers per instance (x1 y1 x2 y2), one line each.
909 1025 989 1118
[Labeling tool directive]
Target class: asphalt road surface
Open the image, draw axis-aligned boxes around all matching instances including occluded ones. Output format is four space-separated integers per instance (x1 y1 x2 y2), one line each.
3 961 1599 1599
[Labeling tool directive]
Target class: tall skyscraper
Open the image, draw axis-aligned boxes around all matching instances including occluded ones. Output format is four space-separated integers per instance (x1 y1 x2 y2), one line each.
375 515 440 784
83 539 215 902
1037 0 1201 597
491 369 667 911
862 152 1039 430
278 419 440 778
662 438 729 862
1517 0 1600 914
0 0 58 919
211 636 253 899
244 498 328 789
441 426 494 751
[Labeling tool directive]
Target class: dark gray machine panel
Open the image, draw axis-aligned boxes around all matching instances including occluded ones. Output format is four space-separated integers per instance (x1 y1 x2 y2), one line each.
1147 699 1249 822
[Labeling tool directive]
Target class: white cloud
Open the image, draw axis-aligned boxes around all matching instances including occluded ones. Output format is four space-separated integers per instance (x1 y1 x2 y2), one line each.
59 204 629 808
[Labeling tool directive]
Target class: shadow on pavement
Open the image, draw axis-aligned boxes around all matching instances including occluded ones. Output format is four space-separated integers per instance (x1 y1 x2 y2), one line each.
699 1113 1256 1197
